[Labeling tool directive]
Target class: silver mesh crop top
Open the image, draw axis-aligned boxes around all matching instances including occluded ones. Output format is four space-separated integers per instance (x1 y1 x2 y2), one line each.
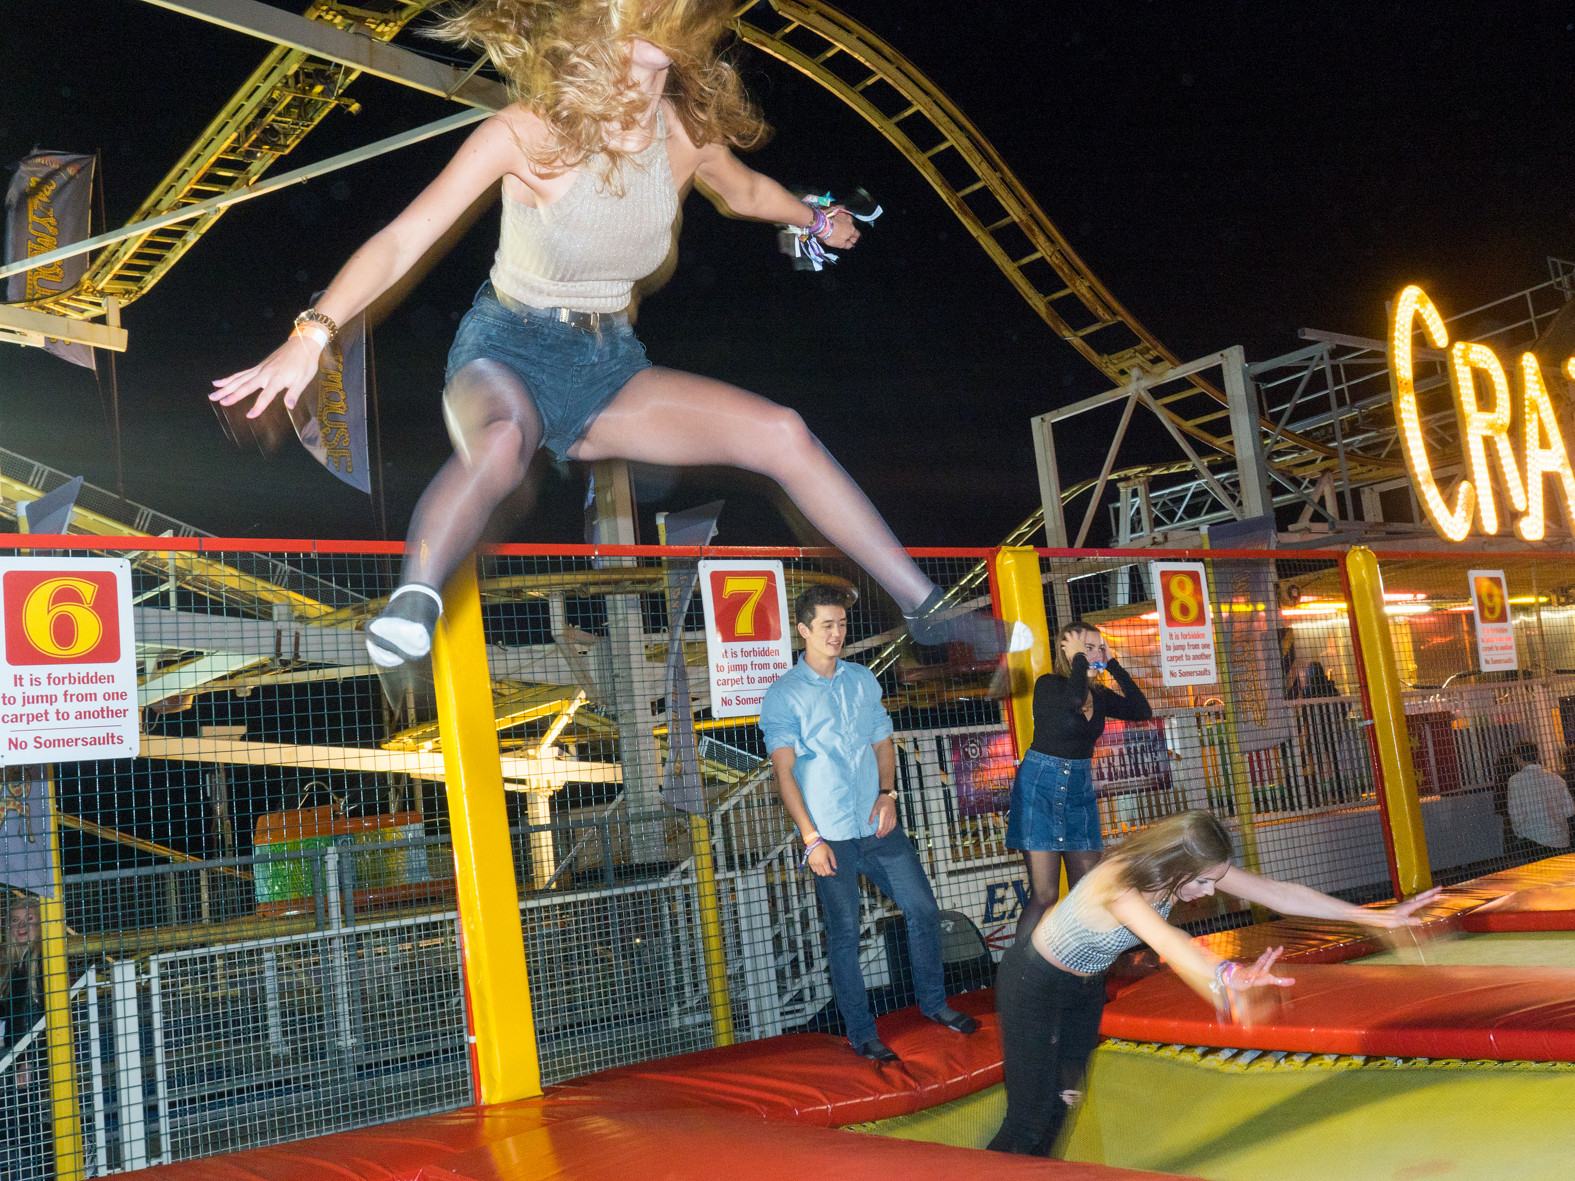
489 114 679 314
1035 873 1172 974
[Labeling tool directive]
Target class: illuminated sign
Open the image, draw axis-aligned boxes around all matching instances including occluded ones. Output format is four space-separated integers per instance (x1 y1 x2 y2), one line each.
1389 285 1575 542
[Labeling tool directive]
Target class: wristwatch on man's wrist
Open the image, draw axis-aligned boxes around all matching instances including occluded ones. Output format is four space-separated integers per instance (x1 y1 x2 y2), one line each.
879 789 898 799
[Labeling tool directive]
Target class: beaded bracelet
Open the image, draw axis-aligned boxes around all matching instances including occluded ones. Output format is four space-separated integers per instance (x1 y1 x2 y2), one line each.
799 835 825 869
1208 959 1239 993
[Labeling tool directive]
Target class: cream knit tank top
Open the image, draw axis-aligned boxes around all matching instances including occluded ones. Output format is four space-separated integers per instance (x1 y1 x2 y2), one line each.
490 115 679 314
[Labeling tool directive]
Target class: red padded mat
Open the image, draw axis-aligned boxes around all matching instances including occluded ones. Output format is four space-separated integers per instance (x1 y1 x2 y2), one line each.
551 989 1002 1126
1101 962 1575 1059
129 1004 1185 1181
1459 887 1575 931
416 1107 1180 1180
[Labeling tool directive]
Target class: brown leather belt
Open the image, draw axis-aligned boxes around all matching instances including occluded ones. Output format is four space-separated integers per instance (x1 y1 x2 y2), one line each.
492 286 616 334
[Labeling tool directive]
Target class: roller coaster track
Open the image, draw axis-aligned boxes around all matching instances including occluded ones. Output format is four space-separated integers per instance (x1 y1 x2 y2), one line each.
17 1 443 322
12 0 1402 496
730 0 1403 482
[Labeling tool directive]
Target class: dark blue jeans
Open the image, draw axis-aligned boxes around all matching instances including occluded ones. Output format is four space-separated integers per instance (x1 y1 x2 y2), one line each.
814 828 946 1046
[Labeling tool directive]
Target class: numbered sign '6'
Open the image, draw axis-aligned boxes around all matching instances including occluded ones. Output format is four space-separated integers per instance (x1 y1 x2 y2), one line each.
0 558 140 765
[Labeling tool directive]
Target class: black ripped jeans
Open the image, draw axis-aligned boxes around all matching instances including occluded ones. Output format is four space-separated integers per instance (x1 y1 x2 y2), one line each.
987 936 1107 1156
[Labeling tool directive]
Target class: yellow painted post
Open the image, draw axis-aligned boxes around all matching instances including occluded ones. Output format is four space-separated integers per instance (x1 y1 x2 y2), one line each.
654 515 734 1047
991 547 1072 898
43 770 83 1180
690 815 735 1046
1344 546 1433 896
992 546 1052 760
430 557 542 1102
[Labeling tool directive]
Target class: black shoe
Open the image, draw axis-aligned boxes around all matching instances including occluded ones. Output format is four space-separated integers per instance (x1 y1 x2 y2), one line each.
366 584 443 710
903 587 1030 663
926 1007 978 1035
853 1038 900 1063
366 584 443 667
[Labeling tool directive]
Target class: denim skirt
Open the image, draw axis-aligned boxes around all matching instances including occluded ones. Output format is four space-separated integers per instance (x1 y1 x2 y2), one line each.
444 282 653 460
1006 750 1102 851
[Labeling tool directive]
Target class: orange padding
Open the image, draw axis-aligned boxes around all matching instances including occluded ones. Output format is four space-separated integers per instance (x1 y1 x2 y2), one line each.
1191 854 1575 968
1458 886 1575 932
1102 962 1575 1060
132 990 1177 1181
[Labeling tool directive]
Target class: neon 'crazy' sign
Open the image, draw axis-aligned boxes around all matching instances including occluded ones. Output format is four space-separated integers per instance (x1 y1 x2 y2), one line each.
1390 285 1575 543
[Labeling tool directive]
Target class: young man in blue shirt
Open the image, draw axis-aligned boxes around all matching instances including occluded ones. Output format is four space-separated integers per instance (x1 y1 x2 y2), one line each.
761 584 978 1062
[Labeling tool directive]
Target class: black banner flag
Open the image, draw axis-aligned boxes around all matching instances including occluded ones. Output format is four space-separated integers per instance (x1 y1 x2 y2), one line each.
290 309 371 493
4 151 96 369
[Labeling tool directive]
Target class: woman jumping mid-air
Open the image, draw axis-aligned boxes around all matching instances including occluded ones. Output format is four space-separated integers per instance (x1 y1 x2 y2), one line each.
988 809 1440 1157
210 0 999 692
1007 621 1153 941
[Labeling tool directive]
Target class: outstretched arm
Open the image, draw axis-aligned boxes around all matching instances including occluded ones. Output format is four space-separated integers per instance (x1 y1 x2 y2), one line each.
1218 866 1441 927
693 143 860 248
210 111 534 418
1108 887 1292 1000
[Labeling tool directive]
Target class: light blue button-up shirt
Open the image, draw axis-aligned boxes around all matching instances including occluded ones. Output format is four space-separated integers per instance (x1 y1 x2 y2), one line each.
759 656 894 841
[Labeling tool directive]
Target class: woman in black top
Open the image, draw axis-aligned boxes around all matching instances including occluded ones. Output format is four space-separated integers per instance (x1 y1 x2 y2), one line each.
1006 622 1152 940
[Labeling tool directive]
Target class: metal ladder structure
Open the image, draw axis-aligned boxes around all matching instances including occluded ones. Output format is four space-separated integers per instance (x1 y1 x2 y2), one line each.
14 1 445 323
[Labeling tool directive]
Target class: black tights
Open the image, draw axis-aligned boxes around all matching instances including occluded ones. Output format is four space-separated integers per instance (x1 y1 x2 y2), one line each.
400 361 938 613
987 938 1106 1156
1013 849 1101 942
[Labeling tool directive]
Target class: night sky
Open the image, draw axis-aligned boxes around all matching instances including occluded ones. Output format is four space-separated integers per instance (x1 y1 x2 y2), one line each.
2 1 1573 549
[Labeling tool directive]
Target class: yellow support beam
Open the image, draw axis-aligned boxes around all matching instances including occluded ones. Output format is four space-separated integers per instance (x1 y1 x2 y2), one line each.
992 546 1052 760
43 772 84 1180
690 814 735 1047
1344 546 1432 897
431 558 542 1102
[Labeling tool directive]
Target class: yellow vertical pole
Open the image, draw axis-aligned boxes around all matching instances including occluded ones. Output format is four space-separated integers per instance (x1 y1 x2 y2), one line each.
992 546 1052 760
1344 546 1432 896
991 547 1072 898
690 814 734 1046
430 557 542 1102
656 515 733 1047
42 770 84 1179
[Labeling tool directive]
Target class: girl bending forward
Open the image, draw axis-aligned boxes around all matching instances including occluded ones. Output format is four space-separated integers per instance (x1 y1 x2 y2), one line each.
988 810 1439 1157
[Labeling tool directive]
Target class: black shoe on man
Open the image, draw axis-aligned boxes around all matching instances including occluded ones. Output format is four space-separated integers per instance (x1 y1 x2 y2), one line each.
853 1038 900 1063
926 1006 979 1035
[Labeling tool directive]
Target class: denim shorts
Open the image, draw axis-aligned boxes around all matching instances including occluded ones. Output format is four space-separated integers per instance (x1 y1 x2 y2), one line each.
1006 750 1102 852
444 282 653 459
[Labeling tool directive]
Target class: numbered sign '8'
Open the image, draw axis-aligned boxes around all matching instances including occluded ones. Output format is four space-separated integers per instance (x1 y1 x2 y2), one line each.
1159 567 1210 628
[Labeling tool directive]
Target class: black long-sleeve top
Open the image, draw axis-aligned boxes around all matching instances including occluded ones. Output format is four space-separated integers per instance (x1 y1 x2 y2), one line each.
1029 654 1153 760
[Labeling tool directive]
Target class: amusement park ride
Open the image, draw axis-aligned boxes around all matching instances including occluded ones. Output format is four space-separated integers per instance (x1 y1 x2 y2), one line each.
1 0 1572 777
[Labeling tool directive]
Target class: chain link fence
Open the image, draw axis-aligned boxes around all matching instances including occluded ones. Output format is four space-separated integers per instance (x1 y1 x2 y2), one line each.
3 537 1562 1177
1366 553 1575 885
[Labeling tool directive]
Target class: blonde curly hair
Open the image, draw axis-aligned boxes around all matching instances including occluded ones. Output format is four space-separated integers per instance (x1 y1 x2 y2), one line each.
431 0 770 182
